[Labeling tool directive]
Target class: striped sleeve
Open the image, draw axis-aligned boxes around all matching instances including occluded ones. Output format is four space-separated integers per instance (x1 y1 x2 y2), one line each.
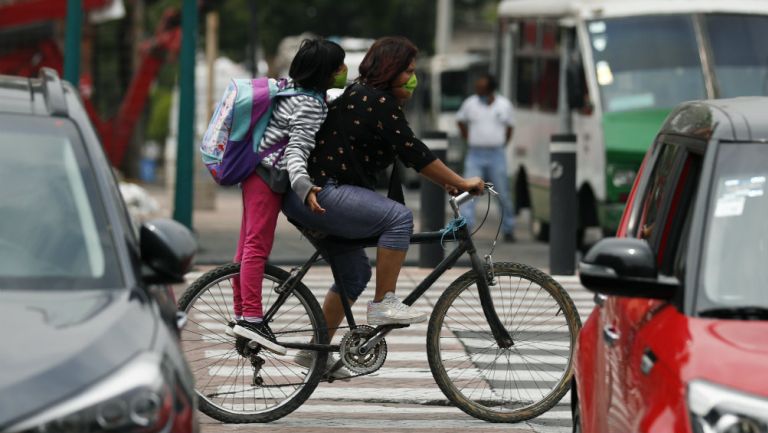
281 95 328 203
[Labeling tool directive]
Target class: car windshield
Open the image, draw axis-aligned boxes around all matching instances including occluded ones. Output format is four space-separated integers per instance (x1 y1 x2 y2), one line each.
0 115 123 290
699 143 768 311
706 14 768 98
588 14 707 112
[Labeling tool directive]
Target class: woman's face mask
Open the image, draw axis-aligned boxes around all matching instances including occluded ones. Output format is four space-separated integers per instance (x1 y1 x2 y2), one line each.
402 73 418 94
331 65 348 89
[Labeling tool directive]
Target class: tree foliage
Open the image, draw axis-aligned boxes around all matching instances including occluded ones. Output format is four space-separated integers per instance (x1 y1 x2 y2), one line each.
215 0 437 60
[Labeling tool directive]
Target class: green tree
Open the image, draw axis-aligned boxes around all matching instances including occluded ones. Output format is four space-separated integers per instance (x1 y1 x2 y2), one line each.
215 0 437 60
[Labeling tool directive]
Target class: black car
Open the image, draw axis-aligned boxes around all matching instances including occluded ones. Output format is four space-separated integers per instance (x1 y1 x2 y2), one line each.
0 68 198 432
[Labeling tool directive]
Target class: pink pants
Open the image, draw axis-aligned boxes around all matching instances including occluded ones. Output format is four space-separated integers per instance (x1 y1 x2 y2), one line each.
232 172 282 318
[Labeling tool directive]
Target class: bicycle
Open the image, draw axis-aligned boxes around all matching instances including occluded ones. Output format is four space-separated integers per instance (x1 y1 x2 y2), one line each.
178 185 582 423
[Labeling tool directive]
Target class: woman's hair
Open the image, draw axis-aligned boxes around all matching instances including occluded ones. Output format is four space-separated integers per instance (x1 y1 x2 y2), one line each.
289 39 345 91
358 36 418 90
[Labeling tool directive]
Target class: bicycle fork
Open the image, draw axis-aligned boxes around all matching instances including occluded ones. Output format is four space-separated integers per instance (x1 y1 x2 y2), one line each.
469 250 514 349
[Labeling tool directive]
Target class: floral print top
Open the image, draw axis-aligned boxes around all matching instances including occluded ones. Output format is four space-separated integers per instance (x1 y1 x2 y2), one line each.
307 82 437 189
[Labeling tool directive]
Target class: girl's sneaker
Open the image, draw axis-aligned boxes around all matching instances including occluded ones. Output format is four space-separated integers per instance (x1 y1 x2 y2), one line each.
233 320 287 355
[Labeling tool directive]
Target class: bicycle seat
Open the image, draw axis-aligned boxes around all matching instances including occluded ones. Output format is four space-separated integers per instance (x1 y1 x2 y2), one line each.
287 217 380 247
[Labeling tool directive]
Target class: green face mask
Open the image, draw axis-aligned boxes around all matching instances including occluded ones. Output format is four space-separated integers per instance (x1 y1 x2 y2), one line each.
331 66 348 89
402 73 418 94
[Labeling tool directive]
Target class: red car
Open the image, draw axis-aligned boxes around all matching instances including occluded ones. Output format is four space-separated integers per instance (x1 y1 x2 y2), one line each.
573 98 768 433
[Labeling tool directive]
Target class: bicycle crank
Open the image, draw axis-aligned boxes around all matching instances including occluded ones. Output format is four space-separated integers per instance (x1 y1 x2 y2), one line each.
339 325 387 374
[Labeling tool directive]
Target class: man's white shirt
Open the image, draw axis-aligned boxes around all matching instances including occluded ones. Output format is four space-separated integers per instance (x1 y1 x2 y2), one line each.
456 94 515 148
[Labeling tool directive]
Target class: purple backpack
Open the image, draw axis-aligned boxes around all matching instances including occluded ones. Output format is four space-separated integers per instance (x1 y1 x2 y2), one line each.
200 78 323 185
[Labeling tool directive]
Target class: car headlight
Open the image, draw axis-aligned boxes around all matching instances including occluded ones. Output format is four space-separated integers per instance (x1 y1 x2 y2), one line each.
9 353 188 433
611 168 636 188
689 380 768 433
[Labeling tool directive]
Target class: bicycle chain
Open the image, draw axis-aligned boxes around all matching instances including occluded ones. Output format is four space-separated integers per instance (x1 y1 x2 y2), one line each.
226 326 380 390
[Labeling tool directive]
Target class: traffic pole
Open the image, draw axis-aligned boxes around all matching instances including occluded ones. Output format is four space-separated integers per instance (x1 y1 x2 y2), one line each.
63 0 82 85
549 134 577 275
173 0 197 229
419 131 448 267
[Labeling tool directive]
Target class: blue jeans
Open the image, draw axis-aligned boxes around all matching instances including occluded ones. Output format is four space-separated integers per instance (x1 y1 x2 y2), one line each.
461 147 515 234
282 180 413 300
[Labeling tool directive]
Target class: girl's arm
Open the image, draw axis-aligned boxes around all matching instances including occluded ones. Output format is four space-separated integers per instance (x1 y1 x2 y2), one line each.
283 96 327 206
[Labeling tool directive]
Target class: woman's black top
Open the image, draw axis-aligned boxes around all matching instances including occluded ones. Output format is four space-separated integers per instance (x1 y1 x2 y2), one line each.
307 82 437 189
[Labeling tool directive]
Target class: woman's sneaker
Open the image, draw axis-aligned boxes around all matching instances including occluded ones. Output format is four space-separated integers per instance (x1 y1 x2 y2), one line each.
294 350 353 381
367 292 428 326
233 320 287 355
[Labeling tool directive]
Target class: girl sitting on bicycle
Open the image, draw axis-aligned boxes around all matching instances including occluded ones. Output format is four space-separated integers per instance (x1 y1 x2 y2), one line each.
283 36 484 370
229 39 347 355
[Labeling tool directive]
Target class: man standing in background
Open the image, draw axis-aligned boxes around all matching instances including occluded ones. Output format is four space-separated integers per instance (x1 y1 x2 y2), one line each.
456 74 516 241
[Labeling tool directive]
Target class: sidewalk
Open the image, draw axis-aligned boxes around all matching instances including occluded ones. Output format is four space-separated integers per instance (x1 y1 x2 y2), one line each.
143 182 550 270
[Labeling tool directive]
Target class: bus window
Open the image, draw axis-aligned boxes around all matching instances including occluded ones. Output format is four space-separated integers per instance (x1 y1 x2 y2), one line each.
512 19 560 112
588 15 706 112
440 70 470 112
516 57 536 107
706 14 768 98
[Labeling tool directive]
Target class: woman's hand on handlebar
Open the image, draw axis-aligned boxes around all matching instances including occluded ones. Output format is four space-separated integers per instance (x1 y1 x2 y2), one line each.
306 187 326 214
460 177 485 195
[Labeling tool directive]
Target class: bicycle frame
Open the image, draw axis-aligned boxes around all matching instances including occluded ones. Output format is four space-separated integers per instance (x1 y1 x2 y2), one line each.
263 191 514 354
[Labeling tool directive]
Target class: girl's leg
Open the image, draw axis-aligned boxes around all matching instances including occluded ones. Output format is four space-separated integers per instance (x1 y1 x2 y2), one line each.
231 197 248 319
239 173 282 320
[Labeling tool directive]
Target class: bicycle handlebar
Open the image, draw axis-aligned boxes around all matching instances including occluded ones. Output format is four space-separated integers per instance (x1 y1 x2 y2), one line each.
448 183 497 218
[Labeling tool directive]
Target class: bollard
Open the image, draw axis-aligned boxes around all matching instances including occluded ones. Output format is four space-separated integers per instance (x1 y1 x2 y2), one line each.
549 134 577 275
419 131 448 267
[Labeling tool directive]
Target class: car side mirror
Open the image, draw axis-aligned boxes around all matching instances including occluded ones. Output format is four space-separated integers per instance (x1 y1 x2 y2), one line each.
140 219 197 284
579 237 678 299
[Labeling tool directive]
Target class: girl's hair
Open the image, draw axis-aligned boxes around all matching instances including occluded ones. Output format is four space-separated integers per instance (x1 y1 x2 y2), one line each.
358 36 418 90
289 39 345 91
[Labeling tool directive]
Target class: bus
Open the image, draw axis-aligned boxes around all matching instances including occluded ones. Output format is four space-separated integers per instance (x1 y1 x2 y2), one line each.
420 53 490 170
495 0 768 241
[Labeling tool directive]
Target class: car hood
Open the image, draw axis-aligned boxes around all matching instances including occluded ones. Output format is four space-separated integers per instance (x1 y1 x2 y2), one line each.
0 288 156 429
683 318 768 397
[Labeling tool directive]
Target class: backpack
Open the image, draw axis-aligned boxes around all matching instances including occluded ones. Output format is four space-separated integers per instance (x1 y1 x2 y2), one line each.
200 77 323 185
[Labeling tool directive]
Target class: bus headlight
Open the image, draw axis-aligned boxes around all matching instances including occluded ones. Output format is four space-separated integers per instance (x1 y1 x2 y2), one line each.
688 380 768 433
611 168 636 188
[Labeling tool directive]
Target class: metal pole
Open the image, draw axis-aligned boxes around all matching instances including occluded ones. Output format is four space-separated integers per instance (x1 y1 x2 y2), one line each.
549 134 577 275
173 0 197 229
206 11 218 119
419 131 448 267
63 0 82 85
435 0 453 55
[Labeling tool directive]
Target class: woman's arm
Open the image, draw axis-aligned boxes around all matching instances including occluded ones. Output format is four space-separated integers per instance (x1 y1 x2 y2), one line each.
419 159 484 195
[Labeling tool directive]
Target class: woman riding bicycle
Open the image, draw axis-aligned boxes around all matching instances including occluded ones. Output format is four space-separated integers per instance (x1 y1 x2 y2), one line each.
283 36 484 375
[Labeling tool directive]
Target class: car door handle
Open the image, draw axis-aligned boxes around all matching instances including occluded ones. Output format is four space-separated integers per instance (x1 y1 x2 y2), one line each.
603 325 620 346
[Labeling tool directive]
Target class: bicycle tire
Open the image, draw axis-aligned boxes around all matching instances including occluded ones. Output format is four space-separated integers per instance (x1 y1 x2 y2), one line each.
427 262 581 422
178 263 328 423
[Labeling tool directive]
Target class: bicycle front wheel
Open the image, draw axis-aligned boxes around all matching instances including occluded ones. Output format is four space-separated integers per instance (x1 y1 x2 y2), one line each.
178 263 328 423
427 262 581 422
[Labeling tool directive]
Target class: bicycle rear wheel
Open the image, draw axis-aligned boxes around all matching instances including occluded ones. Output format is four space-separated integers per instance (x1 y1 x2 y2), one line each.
178 263 328 423
427 262 581 422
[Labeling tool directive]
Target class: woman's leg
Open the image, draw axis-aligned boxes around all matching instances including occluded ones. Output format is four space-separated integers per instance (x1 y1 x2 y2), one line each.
283 183 423 325
238 173 282 320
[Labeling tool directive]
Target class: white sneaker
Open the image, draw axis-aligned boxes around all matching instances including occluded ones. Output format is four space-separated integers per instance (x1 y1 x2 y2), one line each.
294 350 353 381
367 292 428 326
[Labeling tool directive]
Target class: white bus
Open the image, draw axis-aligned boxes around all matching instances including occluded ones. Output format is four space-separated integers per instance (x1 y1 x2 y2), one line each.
419 53 490 169
496 0 768 241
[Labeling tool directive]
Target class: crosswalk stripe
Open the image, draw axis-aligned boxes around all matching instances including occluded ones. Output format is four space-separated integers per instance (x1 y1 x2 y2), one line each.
213 385 572 404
